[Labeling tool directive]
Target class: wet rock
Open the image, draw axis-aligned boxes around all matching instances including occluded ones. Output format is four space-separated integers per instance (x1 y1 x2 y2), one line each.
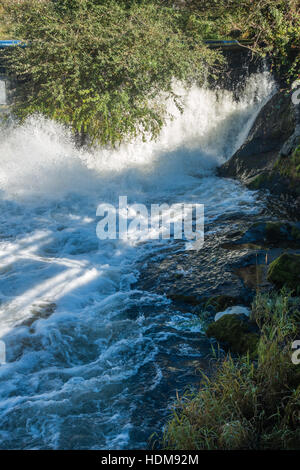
225 221 300 248
137 232 255 310
246 170 300 207
267 253 300 291
167 293 201 306
206 313 259 356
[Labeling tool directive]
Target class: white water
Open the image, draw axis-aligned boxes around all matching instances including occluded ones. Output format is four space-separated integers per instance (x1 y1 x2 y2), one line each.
0 72 275 449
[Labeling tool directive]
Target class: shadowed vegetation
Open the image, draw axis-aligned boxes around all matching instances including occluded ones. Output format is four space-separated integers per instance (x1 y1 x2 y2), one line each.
174 0 300 82
163 290 300 450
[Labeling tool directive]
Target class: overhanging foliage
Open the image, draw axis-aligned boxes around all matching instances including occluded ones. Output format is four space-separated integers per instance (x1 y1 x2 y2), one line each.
1 0 223 146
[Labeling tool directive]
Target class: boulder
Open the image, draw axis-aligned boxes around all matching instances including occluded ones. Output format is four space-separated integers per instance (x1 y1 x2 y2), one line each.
206 313 259 356
267 253 300 291
218 90 296 183
217 85 300 203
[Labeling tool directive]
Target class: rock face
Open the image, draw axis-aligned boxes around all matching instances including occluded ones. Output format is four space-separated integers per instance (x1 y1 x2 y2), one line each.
206 313 259 356
217 85 300 204
218 90 296 184
267 253 300 291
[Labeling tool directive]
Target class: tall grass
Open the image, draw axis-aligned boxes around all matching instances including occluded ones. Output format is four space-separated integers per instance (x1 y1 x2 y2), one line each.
163 290 300 450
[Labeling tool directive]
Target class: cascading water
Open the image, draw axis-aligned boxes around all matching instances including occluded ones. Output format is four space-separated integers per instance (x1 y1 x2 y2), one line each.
0 71 275 449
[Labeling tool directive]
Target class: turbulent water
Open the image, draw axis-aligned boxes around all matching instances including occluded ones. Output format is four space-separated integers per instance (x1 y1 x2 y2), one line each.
0 72 275 449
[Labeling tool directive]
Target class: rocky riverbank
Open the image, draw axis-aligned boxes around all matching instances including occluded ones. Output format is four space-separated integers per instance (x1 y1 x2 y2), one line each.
158 76 300 449
212 79 300 354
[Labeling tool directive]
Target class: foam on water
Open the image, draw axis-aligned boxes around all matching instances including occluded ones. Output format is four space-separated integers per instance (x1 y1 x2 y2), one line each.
0 72 275 449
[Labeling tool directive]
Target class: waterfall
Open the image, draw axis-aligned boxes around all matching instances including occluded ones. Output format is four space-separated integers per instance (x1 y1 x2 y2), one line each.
0 72 274 200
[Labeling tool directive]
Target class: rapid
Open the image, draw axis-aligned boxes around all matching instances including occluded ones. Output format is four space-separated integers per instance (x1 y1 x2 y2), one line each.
0 72 275 449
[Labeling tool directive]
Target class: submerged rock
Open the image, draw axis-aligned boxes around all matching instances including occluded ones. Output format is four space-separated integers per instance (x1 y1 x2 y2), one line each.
206 313 259 356
267 253 300 291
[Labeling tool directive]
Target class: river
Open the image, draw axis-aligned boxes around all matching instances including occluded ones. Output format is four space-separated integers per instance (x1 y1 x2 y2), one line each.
0 71 275 449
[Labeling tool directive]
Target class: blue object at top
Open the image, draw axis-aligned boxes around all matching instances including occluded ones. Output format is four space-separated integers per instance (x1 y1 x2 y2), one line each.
0 40 24 49
0 39 240 48
205 40 239 45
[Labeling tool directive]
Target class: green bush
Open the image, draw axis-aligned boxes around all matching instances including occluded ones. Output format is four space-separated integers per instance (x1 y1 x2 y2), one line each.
1 1 298 145
176 0 300 82
1 0 222 146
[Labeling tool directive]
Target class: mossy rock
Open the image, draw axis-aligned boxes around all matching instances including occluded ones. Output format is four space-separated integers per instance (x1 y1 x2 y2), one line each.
267 253 300 291
278 145 300 179
247 172 274 190
206 313 259 356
